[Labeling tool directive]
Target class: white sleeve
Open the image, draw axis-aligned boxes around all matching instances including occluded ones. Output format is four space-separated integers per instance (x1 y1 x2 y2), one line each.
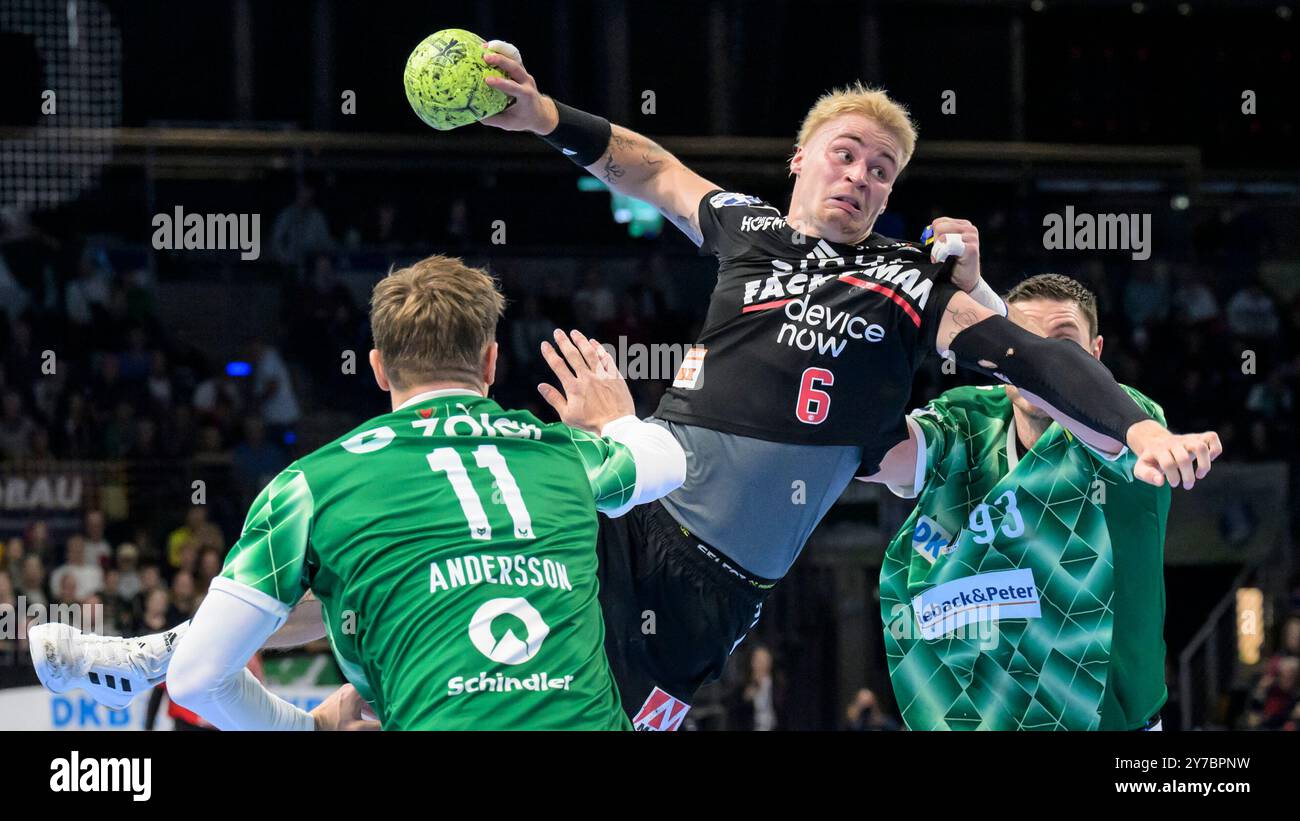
884 415 929 500
599 416 687 513
167 576 315 731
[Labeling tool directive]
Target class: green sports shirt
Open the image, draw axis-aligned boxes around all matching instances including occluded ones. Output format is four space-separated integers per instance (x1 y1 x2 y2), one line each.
219 390 636 730
880 384 1171 730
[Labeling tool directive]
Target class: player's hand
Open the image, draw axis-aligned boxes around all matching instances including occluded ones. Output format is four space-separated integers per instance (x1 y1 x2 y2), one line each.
927 217 981 292
311 683 381 731
1125 420 1223 489
479 40 560 135
538 328 635 433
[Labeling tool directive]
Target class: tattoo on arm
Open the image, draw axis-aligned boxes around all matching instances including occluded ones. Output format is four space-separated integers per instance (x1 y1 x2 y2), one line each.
601 153 625 184
944 304 982 346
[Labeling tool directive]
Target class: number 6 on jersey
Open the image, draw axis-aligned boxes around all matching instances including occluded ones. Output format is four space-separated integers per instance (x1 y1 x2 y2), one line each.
797 367 834 425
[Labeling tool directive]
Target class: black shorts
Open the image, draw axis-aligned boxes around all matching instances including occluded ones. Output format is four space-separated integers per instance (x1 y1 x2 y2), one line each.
595 499 776 730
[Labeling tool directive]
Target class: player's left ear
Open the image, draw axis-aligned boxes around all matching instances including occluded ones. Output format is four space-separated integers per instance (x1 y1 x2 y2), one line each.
369 349 391 392
483 341 499 390
1091 335 1104 360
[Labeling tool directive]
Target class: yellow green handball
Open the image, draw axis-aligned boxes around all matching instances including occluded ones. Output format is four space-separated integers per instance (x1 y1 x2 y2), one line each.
404 29 510 130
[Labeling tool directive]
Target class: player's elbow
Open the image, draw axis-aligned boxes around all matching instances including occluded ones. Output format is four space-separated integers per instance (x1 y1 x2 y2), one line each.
628 426 687 506
166 643 223 714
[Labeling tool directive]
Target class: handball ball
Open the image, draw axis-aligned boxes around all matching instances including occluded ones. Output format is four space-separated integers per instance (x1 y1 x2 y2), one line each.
404 28 510 131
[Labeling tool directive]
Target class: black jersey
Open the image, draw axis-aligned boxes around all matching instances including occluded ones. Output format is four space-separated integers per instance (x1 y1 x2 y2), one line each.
654 189 960 474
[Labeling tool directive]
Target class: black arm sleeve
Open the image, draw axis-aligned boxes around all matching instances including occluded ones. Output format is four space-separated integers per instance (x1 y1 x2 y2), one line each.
948 314 1151 444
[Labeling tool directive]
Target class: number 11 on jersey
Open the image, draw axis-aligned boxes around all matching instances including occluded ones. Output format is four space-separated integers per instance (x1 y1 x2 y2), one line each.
426 445 535 540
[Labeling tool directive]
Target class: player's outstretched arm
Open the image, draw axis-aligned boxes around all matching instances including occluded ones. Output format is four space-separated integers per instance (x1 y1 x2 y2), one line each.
479 41 718 245
935 290 1223 489
539 328 687 511
169 581 378 731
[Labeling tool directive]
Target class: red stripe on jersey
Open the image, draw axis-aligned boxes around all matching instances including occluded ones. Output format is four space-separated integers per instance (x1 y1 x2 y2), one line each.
839 275 921 327
741 298 794 313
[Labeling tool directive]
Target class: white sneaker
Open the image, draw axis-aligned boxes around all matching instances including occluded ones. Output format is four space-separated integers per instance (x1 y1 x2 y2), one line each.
28 622 177 710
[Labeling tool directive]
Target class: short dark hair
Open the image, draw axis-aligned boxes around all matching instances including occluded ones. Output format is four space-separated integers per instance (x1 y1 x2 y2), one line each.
1005 274 1099 338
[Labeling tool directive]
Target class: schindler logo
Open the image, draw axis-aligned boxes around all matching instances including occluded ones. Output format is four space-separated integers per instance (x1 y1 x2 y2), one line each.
50 751 151 802
1042 205 1151 261
151 206 261 260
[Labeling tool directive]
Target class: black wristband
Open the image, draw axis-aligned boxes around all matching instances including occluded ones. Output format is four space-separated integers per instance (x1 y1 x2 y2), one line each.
539 100 612 168
948 314 1151 444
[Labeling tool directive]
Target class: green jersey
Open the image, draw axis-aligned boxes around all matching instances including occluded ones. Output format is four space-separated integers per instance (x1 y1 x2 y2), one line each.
220 390 636 730
880 385 1170 731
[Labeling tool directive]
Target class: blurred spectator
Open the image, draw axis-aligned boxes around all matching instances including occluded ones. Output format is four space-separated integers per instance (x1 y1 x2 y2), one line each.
843 688 901 731
98 572 128 635
54 573 80 606
233 416 288 508
170 570 199 621
1226 279 1281 341
83 510 112 569
24 520 52 562
252 340 301 439
196 546 223 595
271 184 335 266
509 294 555 372
55 392 96 458
0 570 16 660
17 555 49 608
146 350 174 410
1171 269 1220 327
50 535 104 601
116 543 145 601
1122 265 1170 328
192 367 244 432
1245 655 1299 730
166 506 225 569
0 391 37 461
730 645 784 731
2 537 23 579
137 586 171 637
64 249 113 330
573 268 617 326
0 570 16 611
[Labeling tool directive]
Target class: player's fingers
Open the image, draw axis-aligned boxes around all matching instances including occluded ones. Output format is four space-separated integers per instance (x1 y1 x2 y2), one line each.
552 328 591 375
1154 448 1182 489
481 51 532 86
539 341 577 390
1170 442 1196 489
483 39 521 62
483 74 527 95
346 719 382 731
1134 457 1165 488
1205 431 1224 461
931 217 972 234
537 382 568 415
591 338 619 378
1189 437 1214 479
567 329 599 370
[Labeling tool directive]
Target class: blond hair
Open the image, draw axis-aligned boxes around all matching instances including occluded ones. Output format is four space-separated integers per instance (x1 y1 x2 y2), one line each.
795 82 918 169
369 255 505 390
